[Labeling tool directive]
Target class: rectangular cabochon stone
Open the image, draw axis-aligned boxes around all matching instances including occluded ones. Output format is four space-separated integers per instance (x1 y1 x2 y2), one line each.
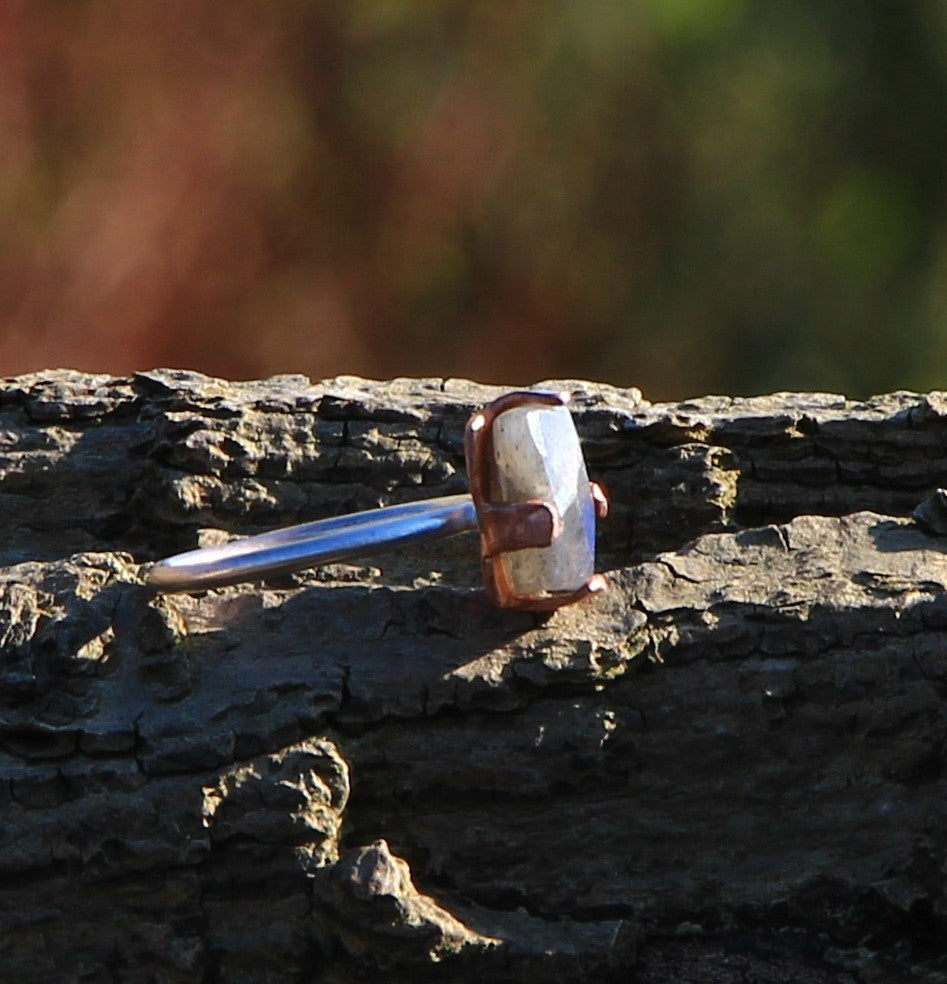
491 403 595 595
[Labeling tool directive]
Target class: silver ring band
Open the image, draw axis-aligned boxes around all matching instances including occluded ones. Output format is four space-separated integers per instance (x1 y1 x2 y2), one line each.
147 494 478 593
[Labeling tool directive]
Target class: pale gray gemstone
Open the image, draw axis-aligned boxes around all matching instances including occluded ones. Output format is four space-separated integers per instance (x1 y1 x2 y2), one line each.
491 403 595 595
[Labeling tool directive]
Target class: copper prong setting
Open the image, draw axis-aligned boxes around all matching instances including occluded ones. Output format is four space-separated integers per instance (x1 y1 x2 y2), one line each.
464 389 603 611
590 481 609 519
478 500 561 557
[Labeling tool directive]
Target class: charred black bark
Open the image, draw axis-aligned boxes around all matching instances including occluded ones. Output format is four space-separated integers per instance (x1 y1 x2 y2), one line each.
2 370 946 983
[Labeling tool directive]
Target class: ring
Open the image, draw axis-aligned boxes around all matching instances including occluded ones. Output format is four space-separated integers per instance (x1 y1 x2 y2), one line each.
147 390 608 610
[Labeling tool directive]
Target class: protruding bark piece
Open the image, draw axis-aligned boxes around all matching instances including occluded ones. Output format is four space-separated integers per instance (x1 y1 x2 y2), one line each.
912 486 947 536
312 840 499 968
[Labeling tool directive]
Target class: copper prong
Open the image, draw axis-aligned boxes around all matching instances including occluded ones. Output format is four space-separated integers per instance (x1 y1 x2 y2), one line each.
590 481 609 519
478 500 560 556
586 573 608 594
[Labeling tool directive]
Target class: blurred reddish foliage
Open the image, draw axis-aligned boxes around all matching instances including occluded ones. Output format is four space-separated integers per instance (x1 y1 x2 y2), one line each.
1 2 946 398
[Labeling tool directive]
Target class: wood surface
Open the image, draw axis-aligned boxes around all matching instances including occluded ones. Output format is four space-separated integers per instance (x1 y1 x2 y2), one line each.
2 369 946 983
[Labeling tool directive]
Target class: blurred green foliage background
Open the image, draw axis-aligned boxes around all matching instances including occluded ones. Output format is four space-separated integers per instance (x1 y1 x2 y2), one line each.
1 1 945 399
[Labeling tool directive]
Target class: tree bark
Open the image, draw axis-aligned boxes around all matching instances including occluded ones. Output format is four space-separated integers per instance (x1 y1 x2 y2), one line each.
2 370 946 983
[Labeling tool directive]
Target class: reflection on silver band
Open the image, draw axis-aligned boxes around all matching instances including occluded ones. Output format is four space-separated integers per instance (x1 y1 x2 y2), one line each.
146 494 478 593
